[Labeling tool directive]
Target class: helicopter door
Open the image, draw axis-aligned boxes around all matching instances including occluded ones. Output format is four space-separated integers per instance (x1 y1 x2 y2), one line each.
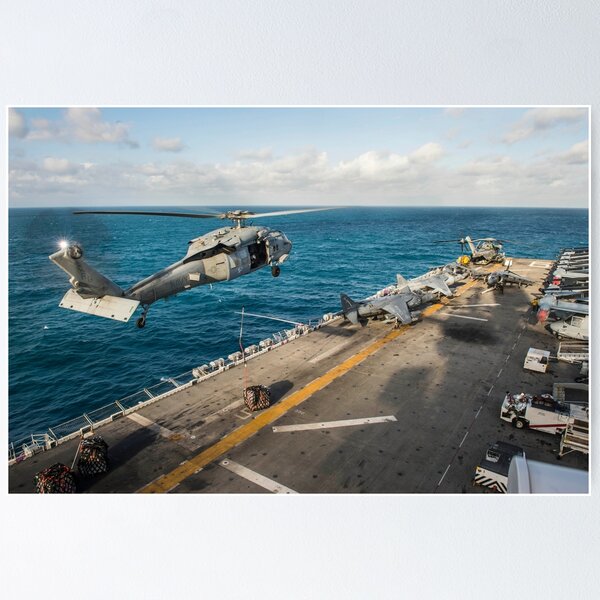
203 254 231 282
248 241 267 270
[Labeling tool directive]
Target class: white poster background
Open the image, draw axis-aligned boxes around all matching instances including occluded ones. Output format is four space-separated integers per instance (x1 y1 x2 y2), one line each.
2 2 597 598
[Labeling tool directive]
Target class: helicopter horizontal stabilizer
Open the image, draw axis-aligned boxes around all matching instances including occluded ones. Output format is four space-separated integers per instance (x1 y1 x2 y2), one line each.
58 289 140 322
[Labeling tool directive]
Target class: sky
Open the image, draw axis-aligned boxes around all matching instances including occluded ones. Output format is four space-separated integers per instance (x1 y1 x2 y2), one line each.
8 106 589 208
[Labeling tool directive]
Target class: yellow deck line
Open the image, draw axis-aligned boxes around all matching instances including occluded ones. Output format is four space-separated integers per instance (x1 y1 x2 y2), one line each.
138 276 483 493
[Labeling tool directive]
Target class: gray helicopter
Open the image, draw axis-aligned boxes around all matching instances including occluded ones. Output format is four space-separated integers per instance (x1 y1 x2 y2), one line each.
434 236 508 265
49 207 335 328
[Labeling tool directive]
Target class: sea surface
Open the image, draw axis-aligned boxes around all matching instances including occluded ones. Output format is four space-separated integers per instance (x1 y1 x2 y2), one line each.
8 206 588 442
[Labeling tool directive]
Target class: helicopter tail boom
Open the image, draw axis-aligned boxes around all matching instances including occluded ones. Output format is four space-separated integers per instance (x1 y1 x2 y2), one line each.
49 244 140 322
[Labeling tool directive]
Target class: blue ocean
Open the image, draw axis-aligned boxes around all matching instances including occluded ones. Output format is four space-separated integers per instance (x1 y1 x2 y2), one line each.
8 207 588 443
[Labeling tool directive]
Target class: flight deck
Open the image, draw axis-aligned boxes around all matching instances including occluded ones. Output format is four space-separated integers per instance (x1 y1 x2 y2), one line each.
8 258 588 493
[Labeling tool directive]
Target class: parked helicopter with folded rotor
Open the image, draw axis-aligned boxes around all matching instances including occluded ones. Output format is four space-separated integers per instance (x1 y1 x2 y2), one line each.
49 207 337 328
434 235 510 265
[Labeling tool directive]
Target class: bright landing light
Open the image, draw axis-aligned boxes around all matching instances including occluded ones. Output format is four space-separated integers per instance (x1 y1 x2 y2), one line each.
58 239 69 249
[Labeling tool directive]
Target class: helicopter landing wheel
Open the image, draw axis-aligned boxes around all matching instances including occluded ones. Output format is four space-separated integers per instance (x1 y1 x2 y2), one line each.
271 265 281 277
137 306 149 329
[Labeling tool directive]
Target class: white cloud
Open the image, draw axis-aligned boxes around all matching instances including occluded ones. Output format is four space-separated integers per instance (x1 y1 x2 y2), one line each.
237 148 273 161
42 157 80 174
559 140 588 164
152 136 185 152
9 108 28 138
410 142 444 163
65 108 138 147
444 107 465 117
503 107 587 143
8 141 588 208
23 108 138 147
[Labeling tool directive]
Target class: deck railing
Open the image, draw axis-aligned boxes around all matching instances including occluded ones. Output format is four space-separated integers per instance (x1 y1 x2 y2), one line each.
8 315 340 465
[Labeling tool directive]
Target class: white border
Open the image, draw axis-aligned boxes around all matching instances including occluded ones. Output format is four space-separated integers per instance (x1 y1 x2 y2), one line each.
2 3 598 598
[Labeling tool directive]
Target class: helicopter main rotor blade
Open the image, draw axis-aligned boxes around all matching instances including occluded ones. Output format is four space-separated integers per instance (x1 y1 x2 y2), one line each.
433 239 461 243
241 207 343 219
73 210 218 219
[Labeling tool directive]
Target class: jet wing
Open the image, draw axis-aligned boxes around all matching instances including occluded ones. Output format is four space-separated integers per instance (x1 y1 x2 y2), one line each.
539 296 589 315
419 275 452 297
380 296 413 324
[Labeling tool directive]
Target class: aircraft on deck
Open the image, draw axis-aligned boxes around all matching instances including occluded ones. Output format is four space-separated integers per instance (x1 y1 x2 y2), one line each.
552 267 589 281
434 236 508 265
340 272 452 326
484 270 534 291
536 295 589 323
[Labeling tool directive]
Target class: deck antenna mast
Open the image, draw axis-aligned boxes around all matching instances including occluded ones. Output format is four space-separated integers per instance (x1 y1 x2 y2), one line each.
239 307 248 396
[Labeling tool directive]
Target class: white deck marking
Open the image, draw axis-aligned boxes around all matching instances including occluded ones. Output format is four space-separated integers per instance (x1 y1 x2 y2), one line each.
497 368 503 378
202 399 245 425
505 354 511 362
127 413 177 438
459 431 469 448
126 416 199 452
220 459 297 494
235 408 253 420
475 406 483 419
487 386 494 396
309 340 354 364
529 261 552 268
437 465 451 487
448 303 500 308
272 415 397 433
439 313 488 322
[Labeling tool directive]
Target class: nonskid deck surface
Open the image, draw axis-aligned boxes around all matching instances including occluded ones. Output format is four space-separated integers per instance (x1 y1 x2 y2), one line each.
9 258 588 493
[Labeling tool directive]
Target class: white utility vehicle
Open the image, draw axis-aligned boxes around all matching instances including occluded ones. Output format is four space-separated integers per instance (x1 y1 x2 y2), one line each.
548 314 588 341
473 441 525 493
500 392 588 435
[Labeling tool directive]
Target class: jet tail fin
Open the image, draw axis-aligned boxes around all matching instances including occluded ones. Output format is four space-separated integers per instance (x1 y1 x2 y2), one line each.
340 293 362 325
396 274 410 294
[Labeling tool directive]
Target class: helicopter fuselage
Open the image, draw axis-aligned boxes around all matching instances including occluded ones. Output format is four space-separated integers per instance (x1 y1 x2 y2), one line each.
125 225 291 306
50 205 335 327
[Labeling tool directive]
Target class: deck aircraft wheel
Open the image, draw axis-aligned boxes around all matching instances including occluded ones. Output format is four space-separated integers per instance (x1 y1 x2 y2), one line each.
271 265 281 277
136 316 146 329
